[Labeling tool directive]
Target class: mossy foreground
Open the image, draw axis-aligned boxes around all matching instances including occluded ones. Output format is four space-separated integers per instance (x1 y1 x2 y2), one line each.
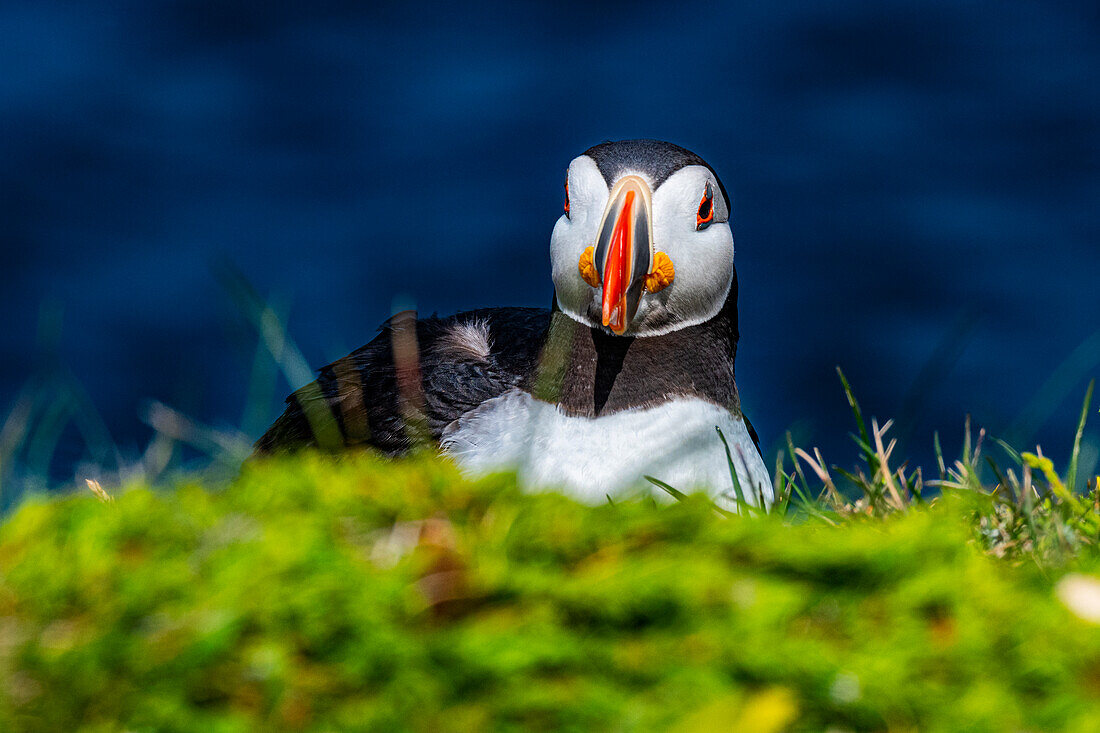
1 455 1099 732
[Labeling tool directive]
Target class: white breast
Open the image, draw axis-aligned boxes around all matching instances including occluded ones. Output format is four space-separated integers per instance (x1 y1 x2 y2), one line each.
440 389 772 511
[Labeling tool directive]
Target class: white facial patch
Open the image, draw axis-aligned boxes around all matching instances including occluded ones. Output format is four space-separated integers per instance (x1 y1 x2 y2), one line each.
440 389 773 512
550 155 608 324
640 165 735 334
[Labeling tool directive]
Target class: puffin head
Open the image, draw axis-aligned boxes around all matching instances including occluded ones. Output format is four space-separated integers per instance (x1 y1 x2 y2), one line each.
550 139 735 337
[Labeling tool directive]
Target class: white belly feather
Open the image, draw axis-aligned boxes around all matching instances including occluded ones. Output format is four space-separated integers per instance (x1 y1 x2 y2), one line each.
440 389 772 511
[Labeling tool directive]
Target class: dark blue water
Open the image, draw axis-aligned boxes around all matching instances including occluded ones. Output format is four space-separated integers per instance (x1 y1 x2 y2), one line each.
2 0 1098 487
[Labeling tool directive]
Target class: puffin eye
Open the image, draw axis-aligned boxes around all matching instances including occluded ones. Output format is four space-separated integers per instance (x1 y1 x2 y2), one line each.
564 178 570 218
696 182 714 230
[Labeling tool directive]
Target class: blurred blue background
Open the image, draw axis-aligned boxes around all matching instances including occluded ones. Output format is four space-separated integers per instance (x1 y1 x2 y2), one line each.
2 0 1098 491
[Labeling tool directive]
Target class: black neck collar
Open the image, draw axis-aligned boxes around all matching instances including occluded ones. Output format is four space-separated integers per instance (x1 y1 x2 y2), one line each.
530 270 741 417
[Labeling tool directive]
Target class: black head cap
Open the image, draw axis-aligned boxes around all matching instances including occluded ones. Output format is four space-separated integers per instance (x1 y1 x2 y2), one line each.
583 139 730 208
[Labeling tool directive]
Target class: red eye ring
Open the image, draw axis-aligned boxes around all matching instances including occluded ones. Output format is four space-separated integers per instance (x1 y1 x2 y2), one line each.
696 182 714 230
564 179 570 217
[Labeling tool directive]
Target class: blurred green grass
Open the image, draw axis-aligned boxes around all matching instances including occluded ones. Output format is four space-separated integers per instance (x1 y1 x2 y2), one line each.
1 453 1099 732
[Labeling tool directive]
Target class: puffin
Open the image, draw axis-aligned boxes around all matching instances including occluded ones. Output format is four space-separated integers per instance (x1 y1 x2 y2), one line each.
254 139 772 509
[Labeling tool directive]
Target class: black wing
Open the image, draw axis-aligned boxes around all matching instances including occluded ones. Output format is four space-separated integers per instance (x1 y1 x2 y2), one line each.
742 412 764 459
253 307 550 456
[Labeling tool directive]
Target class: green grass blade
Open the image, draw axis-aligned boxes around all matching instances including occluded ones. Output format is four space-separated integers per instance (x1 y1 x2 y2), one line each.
984 456 1013 503
993 437 1022 466
644 475 735 517
837 367 874 466
715 426 750 510
771 454 794 517
1066 379 1095 492
933 431 946 480
785 432 814 501
644 475 687 502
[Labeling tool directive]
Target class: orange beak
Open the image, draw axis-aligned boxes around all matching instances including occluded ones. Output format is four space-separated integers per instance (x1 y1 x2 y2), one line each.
593 175 654 335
